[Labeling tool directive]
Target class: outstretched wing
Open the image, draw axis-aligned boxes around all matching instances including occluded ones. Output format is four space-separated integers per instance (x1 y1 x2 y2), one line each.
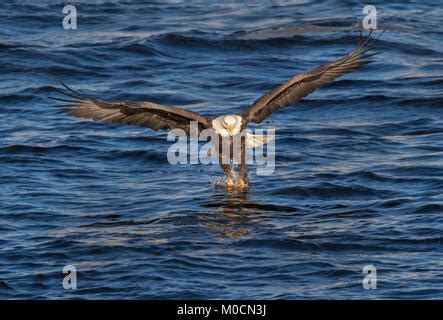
50 82 210 134
242 32 380 124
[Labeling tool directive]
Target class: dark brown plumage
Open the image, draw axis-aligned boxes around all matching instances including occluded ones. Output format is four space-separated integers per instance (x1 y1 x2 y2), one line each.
50 82 210 134
241 32 379 124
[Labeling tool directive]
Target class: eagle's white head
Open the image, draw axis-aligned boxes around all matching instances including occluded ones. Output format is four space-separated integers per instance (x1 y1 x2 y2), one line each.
212 115 242 137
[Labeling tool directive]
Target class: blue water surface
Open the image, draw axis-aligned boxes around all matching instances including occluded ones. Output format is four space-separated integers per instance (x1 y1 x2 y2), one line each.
0 0 442 299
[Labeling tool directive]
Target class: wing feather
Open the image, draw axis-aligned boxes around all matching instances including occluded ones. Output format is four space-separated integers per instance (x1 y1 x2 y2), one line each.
242 32 380 124
50 82 210 134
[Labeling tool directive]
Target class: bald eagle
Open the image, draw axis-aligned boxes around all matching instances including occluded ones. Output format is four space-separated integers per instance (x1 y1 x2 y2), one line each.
50 33 378 188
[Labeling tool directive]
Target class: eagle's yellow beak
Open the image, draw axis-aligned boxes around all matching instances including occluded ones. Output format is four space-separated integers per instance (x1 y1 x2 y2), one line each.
228 124 235 134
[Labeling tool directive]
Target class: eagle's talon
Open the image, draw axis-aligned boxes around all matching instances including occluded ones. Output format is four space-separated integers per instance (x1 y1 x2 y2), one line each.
225 177 235 188
224 177 248 189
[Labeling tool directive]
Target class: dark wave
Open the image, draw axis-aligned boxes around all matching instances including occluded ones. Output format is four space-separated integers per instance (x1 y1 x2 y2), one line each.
414 203 443 214
234 239 387 252
0 144 93 155
270 183 393 199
